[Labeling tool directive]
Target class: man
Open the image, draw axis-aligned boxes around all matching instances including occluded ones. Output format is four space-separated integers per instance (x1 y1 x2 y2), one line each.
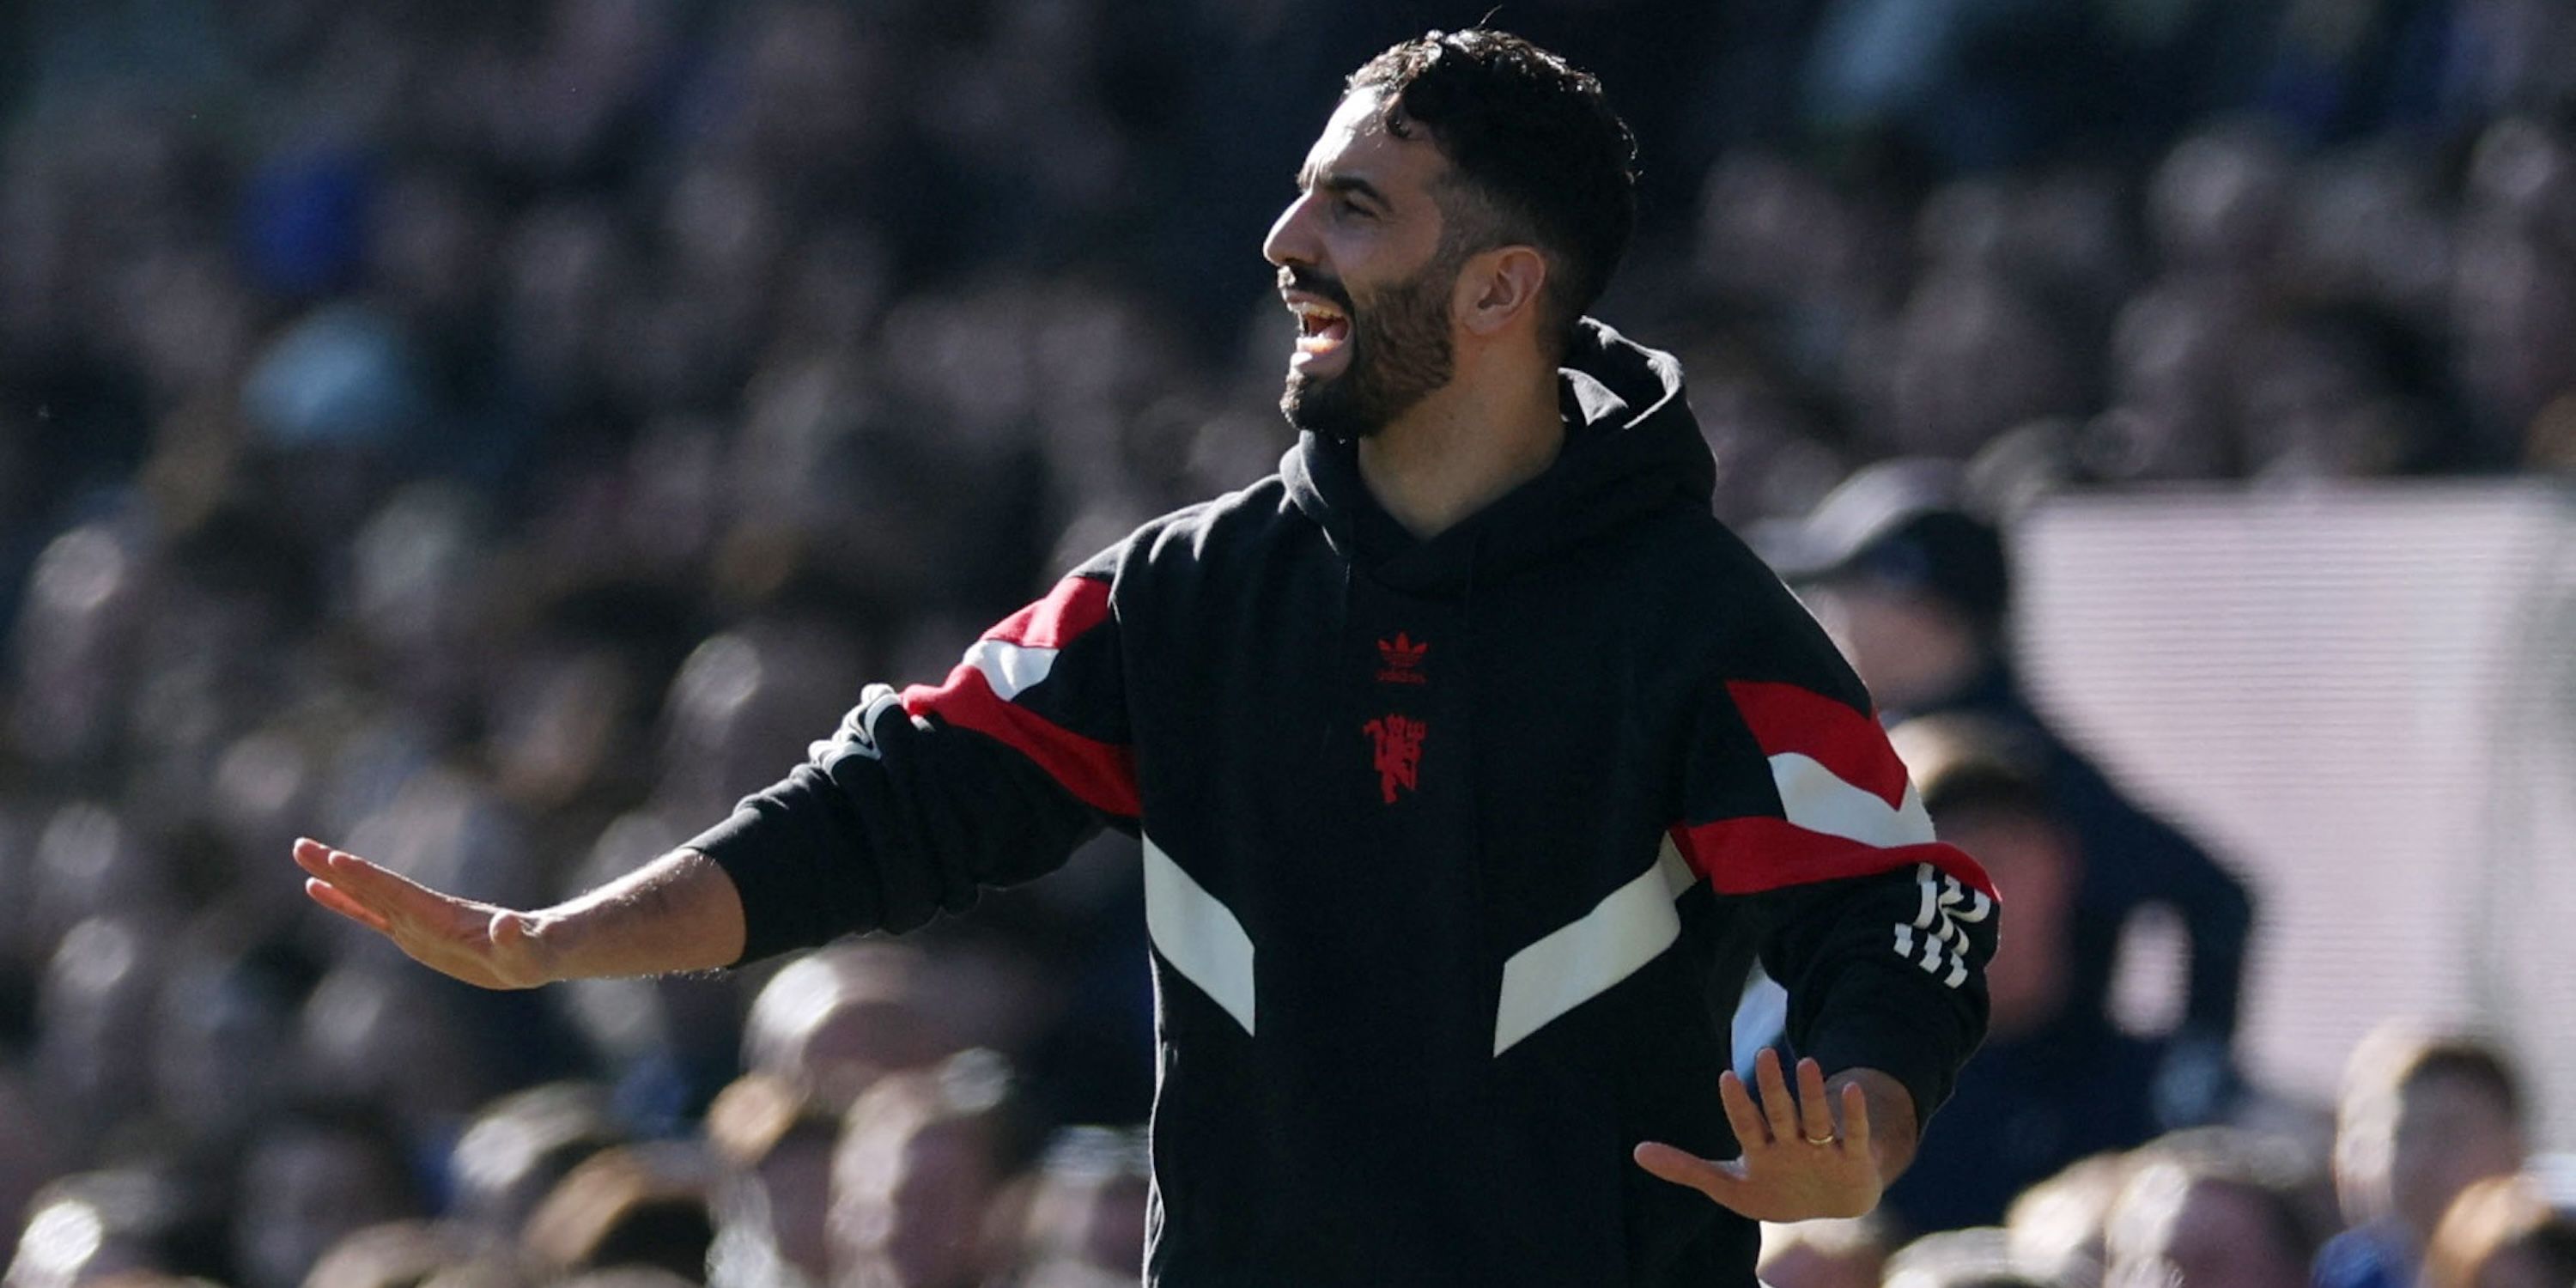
1768 458 2251 1127
2102 1133 2330 1288
2318 1024 2531 1288
295 30 1996 1285
829 1049 1040 1288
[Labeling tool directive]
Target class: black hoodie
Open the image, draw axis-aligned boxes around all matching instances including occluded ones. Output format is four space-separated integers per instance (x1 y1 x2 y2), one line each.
695 320 1997 1286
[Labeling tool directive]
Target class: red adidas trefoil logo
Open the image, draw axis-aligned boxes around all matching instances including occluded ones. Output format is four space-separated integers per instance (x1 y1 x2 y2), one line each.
1375 632 1429 685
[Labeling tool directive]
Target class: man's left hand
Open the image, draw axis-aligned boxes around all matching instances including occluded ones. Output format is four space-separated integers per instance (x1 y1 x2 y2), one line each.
1631 1048 1913 1223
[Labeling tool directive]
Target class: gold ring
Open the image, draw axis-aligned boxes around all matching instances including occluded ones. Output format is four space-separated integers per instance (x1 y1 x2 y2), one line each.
1802 1132 1836 1145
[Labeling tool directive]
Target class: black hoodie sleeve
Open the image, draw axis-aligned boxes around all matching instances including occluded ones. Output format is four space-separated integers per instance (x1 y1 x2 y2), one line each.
687 559 1135 963
1671 577 1998 1124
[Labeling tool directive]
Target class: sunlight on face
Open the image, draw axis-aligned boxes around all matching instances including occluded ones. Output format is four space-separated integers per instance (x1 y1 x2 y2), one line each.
1262 89 1462 440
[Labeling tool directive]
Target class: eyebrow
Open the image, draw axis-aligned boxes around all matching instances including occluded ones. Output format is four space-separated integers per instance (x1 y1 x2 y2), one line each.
1297 164 1391 213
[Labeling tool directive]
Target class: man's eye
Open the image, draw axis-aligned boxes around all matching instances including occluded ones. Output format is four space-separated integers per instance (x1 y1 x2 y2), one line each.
1336 197 1373 220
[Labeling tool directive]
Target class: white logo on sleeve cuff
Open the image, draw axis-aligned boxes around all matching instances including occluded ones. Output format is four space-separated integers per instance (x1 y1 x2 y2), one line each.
1893 861 1989 988
807 686 907 771
1767 752 1936 848
1142 835 1256 1035
1492 841 1698 1056
963 638 1059 702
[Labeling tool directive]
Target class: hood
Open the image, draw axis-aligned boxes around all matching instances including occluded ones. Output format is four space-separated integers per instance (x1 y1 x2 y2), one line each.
1280 318 1714 595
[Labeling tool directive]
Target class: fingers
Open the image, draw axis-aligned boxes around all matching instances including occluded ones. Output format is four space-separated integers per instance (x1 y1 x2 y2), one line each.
1716 1067 1768 1151
1840 1079 1873 1157
305 878 395 935
1796 1057 1835 1143
1754 1047 1799 1145
291 836 336 880
294 838 440 922
1632 1141 1745 1205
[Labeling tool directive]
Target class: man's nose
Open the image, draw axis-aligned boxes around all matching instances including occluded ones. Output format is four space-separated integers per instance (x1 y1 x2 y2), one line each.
1262 191 1319 270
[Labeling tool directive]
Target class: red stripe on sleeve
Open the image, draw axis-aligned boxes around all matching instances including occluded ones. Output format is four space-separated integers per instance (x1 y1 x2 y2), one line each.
1724 680 1910 808
902 665 1140 818
1672 818 1997 899
990 575 1113 648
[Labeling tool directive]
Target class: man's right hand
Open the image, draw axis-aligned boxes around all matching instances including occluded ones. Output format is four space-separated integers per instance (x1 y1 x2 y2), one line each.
294 837 559 989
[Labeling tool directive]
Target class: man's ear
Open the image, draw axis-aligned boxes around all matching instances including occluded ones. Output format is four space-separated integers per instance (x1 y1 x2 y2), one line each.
1455 245 1549 340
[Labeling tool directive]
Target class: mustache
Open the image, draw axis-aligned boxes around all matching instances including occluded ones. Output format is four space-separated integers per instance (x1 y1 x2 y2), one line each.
1278 266 1352 313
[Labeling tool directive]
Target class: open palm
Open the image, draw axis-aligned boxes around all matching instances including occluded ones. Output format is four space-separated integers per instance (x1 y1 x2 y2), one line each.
294 837 556 990
1632 1048 1885 1223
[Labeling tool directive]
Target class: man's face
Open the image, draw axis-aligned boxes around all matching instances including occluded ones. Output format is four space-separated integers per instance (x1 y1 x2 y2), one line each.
1262 88 1466 440
831 1115 1001 1288
1930 805 2076 1039
2388 1071 2523 1242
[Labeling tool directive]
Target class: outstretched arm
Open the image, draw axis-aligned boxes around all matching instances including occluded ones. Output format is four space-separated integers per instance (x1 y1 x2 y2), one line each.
294 837 746 989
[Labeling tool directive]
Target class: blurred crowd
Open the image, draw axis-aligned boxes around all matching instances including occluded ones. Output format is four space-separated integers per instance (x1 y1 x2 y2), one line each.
1 0 2573 1285
1754 1018 2575 1288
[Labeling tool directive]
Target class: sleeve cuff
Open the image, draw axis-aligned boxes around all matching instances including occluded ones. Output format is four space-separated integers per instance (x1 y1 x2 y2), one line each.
1802 997 1975 1130
688 806 810 967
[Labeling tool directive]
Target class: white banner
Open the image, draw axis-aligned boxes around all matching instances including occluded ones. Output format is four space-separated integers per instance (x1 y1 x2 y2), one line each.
2013 483 2576 1146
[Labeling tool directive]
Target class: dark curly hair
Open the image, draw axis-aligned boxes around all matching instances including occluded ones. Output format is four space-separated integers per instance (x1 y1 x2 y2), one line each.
1347 29 1638 355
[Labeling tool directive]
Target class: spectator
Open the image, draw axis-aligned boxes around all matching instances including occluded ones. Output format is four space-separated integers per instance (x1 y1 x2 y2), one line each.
1874 714 2166 1233
1768 458 2254 1127
447 1083 626 1247
2003 1151 2136 1288
830 1050 1044 1288
703 1072 837 1288
1012 1126 1151 1288
519 1143 716 1284
2104 1130 2333 1288
2319 1024 2531 1288
739 941 963 1115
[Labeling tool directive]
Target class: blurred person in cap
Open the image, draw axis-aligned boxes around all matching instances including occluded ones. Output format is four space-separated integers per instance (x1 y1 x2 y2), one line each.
519 1142 717 1284
1874 714 2167 1233
2319 1024 2531 1288
295 27 2001 1285
703 1072 839 1288
446 1082 627 1245
738 940 963 1113
1768 457 2252 1127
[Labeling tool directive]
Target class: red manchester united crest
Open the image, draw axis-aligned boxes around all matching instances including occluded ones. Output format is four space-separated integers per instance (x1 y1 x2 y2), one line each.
1364 714 1426 804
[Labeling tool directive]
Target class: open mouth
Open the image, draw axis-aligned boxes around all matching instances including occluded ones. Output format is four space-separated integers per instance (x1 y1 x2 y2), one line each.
1290 299 1351 357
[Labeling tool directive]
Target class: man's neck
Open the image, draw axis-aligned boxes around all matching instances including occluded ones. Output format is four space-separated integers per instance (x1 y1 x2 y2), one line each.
1357 357 1564 540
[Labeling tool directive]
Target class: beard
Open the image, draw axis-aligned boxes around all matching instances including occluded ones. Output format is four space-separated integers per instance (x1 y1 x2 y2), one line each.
1279 250 1461 441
